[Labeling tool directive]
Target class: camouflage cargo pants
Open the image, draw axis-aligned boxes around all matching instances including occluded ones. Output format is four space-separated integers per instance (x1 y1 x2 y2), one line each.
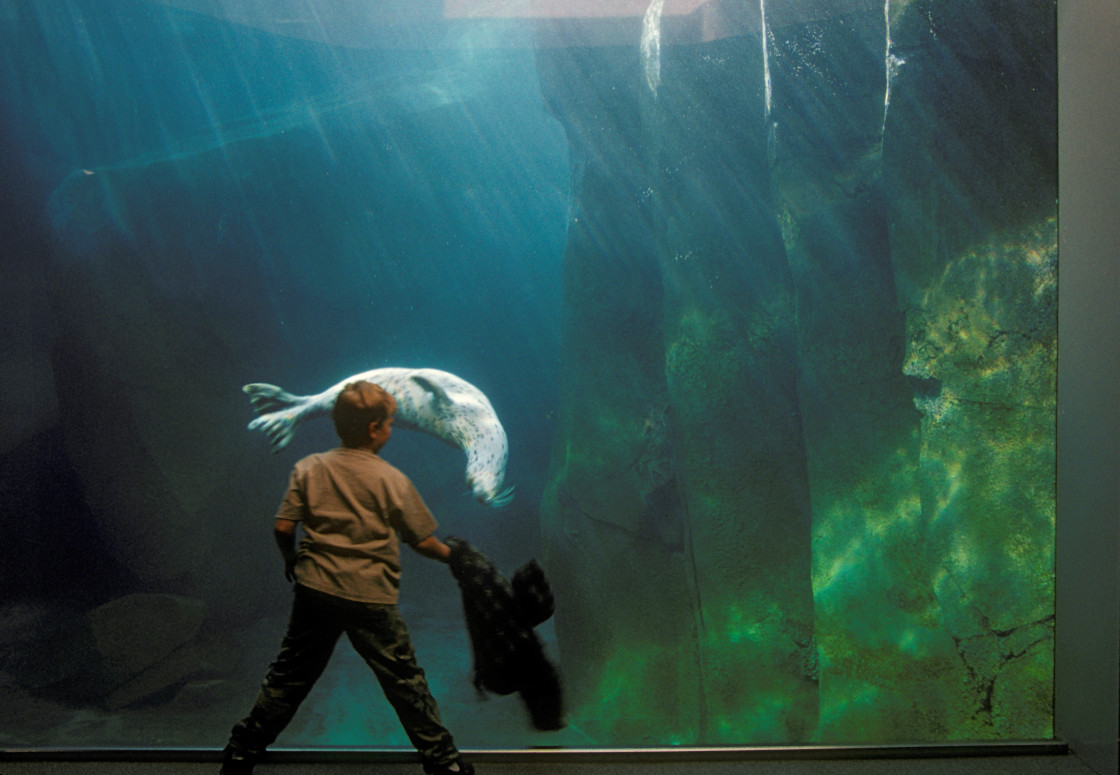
227 584 460 767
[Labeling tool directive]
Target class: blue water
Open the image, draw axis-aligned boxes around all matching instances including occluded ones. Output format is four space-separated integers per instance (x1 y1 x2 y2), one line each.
2 0 569 535
1 0 571 747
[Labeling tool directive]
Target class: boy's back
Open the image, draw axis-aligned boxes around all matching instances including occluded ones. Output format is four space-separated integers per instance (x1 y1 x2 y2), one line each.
280 447 437 604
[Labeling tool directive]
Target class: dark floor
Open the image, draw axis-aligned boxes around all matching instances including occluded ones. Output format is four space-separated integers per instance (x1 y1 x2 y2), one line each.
0 750 1105 775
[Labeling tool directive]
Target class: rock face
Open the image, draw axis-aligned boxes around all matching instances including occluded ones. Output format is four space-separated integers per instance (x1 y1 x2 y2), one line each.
0 594 234 712
537 29 817 744
868 0 1056 741
537 0 1055 744
766 0 925 742
537 47 707 744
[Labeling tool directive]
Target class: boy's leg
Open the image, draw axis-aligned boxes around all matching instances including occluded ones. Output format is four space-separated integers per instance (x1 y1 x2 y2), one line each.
345 604 464 769
227 586 344 759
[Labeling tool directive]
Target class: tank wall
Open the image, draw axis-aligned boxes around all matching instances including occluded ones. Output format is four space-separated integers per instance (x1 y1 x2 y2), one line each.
1055 1 1120 772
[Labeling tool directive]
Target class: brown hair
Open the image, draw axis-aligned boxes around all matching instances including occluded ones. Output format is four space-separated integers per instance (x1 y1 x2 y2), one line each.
332 381 396 447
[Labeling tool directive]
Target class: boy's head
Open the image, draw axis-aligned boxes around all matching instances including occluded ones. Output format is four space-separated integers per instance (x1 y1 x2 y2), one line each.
332 381 396 449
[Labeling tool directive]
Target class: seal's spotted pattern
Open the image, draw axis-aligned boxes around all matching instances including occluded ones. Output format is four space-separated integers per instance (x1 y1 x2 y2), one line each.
244 367 512 507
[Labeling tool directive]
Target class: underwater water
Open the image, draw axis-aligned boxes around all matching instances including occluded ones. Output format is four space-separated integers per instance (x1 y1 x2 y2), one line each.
0 0 1056 751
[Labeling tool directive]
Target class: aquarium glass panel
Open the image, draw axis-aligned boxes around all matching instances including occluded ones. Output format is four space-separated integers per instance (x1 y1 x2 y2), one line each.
0 0 1056 749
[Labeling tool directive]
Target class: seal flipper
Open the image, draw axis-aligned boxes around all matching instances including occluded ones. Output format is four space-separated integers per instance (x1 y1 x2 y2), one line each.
410 374 453 407
247 413 296 452
486 486 515 508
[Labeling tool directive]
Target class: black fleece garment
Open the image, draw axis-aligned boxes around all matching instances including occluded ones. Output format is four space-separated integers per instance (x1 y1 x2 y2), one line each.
445 536 565 731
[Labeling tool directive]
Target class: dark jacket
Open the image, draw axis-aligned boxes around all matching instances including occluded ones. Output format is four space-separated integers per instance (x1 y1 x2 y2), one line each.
445 537 565 731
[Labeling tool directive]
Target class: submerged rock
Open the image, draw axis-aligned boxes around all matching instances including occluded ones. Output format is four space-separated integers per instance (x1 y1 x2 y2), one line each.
0 603 92 693
86 594 207 689
538 0 1055 746
539 31 818 744
0 593 234 711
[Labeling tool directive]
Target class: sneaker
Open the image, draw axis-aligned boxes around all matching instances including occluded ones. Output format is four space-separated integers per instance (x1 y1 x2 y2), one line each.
220 745 256 775
422 757 475 775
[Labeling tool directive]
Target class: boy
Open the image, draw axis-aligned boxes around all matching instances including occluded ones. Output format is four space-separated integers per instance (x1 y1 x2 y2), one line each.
222 380 474 775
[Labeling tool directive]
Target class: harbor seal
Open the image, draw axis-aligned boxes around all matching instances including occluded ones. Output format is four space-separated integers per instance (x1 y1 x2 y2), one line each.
244 367 513 507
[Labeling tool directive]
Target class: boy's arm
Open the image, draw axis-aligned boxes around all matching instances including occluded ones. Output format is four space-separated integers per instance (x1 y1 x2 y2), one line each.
274 518 299 581
409 534 451 563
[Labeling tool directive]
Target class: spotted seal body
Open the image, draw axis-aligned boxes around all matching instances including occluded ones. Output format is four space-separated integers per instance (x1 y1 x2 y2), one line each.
244 367 513 507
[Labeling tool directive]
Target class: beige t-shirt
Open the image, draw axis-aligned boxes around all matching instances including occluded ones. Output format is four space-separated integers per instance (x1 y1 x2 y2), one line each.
275 447 438 604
